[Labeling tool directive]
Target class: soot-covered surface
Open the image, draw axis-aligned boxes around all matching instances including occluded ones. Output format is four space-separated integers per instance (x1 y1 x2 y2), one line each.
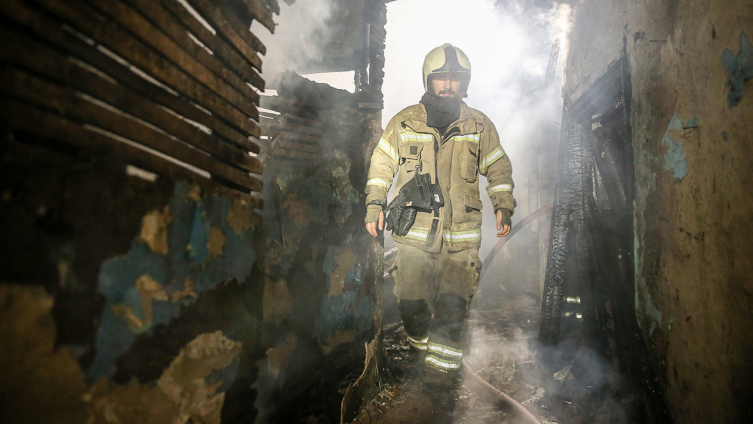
350 282 644 424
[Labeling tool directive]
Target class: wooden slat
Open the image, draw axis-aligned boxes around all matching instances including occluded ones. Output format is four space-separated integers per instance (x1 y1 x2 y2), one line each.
275 140 321 154
267 157 310 169
160 0 262 72
260 118 322 137
79 0 261 106
260 110 323 129
237 0 275 33
29 0 261 134
0 67 261 192
0 26 262 174
264 129 320 144
0 0 260 147
278 113 324 129
184 0 267 57
260 96 318 119
272 148 319 160
120 0 264 91
1 97 264 203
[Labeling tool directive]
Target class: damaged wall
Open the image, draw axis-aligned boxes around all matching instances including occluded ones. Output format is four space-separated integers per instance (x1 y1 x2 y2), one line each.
561 0 753 422
0 0 386 423
254 70 384 423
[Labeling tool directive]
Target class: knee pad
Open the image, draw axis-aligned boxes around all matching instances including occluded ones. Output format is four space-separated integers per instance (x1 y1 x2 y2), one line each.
431 293 468 341
398 299 431 337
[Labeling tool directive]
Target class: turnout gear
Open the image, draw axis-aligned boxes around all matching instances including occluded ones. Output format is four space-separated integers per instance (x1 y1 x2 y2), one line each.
365 45 514 396
422 43 472 94
365 103 514 253
431 293 468 342
392 244 481 385
384 172 444 237
398 298 431 351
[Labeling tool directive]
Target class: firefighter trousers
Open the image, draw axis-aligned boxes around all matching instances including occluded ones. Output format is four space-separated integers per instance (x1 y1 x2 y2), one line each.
392 243 482 386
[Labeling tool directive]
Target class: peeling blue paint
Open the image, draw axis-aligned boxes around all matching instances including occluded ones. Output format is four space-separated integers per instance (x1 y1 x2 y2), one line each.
318 243 373 346
668 317 675 331
261 155 360 277
721 131 729 142
187 207 210 265
722 32 753 107
683 117 699 129
88 181 257 381
662 112 689 181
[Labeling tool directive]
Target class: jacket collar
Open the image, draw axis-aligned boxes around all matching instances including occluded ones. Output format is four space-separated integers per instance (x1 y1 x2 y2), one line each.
402 102 479 135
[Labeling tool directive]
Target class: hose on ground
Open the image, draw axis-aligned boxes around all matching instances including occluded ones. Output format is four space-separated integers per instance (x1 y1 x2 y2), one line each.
461 359 543 424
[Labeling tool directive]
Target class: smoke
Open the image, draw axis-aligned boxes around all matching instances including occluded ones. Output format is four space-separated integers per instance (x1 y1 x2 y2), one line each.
462 323 633 424
253 0 338 75
382 0 568 150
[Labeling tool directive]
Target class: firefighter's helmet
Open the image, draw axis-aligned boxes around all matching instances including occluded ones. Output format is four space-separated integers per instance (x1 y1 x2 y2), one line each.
422 43 472 93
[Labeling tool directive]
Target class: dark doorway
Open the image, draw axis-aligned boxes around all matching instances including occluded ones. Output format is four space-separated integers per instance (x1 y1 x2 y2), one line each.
538 56 672 424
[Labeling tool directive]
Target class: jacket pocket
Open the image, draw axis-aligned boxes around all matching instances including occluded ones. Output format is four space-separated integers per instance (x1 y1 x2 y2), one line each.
459 135 479 183
401 143 423 172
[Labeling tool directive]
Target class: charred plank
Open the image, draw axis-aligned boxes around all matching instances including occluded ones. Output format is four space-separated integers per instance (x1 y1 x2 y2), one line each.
27 0 261 131
0 1 261 147
0 25 262 174
159 0 263 73
0 68 262 192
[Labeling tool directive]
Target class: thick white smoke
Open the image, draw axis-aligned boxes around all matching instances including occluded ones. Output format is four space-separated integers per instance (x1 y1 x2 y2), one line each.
383 0 565 148
253 0 337 75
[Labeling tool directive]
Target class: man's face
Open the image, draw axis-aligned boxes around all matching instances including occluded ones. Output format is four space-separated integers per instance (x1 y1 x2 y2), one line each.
430 73 462 98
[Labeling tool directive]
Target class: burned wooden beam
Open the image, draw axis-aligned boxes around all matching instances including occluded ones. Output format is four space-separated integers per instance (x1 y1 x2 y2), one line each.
27 0 262 130
82 0 262 106
120 0 265 91
237 0 276 33
0 69 262 192
0 33 261 174
183 0 267 56
2 97 264 201
0 2 261 147
160 0 263 73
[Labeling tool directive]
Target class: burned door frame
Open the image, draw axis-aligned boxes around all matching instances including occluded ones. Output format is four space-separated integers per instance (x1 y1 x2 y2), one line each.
539 56 672 423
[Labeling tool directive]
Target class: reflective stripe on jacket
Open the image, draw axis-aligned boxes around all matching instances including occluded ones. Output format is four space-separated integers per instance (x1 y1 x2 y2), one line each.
365 103 514 253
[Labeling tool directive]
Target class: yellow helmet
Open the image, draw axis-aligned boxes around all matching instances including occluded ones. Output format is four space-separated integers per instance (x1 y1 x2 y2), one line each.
422 43 472 93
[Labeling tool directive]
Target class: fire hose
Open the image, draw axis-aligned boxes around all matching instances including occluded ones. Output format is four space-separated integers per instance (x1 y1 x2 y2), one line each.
461 359 543 424
480 203 553 280
464 204 552 424
384 204 553 424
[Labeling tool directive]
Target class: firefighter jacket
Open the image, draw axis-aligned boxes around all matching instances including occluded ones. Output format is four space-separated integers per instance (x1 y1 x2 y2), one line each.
365 102 514 253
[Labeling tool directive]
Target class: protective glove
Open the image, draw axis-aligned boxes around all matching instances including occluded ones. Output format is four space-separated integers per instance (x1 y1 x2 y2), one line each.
497 208 512 228
384 173 442 237
365 203 383 224
388 206 417 237
384 192 417 237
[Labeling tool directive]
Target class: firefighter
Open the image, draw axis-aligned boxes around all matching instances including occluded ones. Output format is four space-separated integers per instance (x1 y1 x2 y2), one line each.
364 43 515 408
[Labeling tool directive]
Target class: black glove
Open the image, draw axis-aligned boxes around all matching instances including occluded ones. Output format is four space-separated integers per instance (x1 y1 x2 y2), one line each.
384 172 443 237
386 202 417 236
